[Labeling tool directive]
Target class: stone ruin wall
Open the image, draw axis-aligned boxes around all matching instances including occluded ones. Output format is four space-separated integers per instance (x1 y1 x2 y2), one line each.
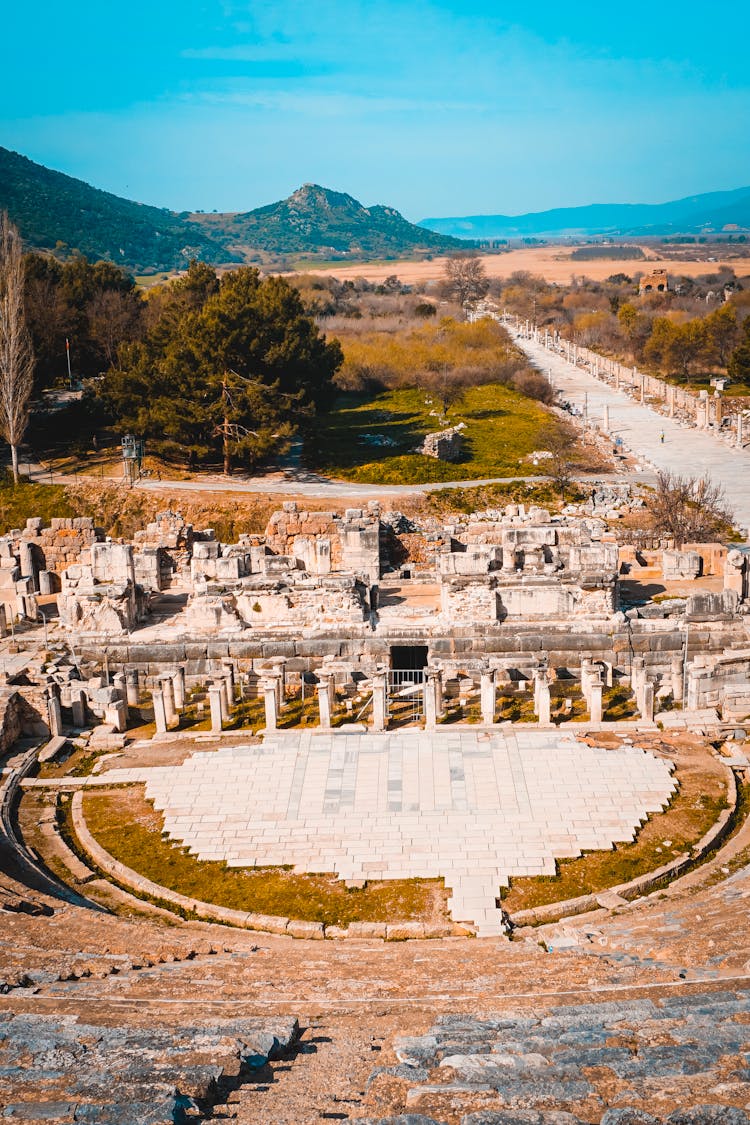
73 613 747 693
4 504 748 719
8 517 100 579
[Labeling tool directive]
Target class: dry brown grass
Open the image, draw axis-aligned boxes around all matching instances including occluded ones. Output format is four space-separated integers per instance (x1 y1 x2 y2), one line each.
80 786 451 928
303 247 744 286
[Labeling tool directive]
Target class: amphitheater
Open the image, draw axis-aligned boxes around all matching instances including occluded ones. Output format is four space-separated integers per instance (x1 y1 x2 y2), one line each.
1 498 750 1123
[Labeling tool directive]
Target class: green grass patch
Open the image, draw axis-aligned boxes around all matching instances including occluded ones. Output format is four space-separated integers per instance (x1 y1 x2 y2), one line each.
424 480 585 517
0 471 74 535
502 747 728 914
81 787 449 927
306 384 565 484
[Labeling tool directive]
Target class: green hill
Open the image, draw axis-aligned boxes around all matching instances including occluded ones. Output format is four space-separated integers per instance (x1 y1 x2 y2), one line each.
192 183 465 258
0 150 464 269
0 147 235 272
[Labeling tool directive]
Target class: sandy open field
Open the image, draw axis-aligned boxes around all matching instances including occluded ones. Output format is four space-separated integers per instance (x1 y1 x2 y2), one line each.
303 245 748 285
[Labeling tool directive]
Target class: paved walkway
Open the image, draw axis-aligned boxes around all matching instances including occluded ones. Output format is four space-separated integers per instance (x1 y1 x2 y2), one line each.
517 334 750 530
105 730 675 937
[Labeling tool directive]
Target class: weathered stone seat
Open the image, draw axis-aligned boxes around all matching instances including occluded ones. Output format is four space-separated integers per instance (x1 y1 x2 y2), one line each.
361 992 750 1124
0 1012 299 1120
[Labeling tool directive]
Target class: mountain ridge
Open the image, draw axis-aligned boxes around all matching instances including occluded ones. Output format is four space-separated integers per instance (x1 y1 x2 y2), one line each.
0 149 462 269
188 181 464 257
420 187 750 240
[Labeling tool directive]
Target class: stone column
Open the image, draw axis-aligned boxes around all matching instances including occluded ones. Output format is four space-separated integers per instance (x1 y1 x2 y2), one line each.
161 675 177 728
668 384 675 418
371 670 388 732
113 672 129 719
71 689 86 729
640 681 655 722
125 669 140 708
580 659 594 707
0 605 6 639
670 655 684 702
261 678 278 731
714 392 723 426
640 377 645 403
317 672 333 729
46 684 63 737
601 404 609 434
501 546 517 573
630 656 646 697
105 700 128 733
172 666 186 711
423 673 437 731
152 686 168 734
480 668 496 725
222 660 236 704
535 675 551 725
208 683 224 733
18 541 35 581
737 413 744 448
218 679 230 724
433 666 444 718
589 674 603 724
269 658 287 707
38 570 54 595
614 366 620 390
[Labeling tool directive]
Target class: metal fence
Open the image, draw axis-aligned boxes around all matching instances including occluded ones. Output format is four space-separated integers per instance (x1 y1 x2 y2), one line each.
387 668 424 723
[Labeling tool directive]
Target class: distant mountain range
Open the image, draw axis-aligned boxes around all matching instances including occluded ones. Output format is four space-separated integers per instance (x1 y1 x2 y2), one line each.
420 187 750 240
0 147 462 271
4 144 748 269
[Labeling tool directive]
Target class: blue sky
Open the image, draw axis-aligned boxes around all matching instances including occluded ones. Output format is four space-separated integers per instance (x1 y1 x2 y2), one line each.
2 0 748 220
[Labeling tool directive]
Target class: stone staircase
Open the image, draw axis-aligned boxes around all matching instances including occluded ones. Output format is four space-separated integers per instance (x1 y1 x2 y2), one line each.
0 1011 299 1122
356 989 750 1124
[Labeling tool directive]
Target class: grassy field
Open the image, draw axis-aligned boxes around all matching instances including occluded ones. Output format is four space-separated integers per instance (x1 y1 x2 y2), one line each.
306 383 568 484
80 787 449 927
0 472 74 531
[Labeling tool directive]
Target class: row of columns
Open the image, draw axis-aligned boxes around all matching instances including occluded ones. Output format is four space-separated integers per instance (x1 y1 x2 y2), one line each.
535 324 745 446
146 656 680 738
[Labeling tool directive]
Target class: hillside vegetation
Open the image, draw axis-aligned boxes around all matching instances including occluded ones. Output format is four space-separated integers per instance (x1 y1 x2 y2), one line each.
192 183 464 259
0 147 232 272
0 148 464 270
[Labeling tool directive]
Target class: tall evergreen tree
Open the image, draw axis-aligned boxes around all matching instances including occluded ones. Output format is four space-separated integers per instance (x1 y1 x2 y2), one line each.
101 265 342 472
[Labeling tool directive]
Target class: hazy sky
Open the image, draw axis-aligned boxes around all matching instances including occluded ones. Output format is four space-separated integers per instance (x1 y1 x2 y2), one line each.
2 0 748 220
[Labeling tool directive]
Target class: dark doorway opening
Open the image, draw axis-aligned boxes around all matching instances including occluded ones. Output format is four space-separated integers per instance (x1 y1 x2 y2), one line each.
390 645 428 672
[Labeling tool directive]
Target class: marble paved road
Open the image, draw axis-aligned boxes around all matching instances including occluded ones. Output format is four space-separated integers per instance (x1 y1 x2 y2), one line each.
105 730 675 937
517 334 750 530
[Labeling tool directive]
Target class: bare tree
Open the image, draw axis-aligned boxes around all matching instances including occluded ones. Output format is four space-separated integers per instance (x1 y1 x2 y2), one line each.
649 471 733 547
442 253 489 311
0 214 34 482
87 288 142 369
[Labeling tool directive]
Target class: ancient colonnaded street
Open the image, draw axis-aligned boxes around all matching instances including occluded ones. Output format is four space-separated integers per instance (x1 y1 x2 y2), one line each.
102 730 676 936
